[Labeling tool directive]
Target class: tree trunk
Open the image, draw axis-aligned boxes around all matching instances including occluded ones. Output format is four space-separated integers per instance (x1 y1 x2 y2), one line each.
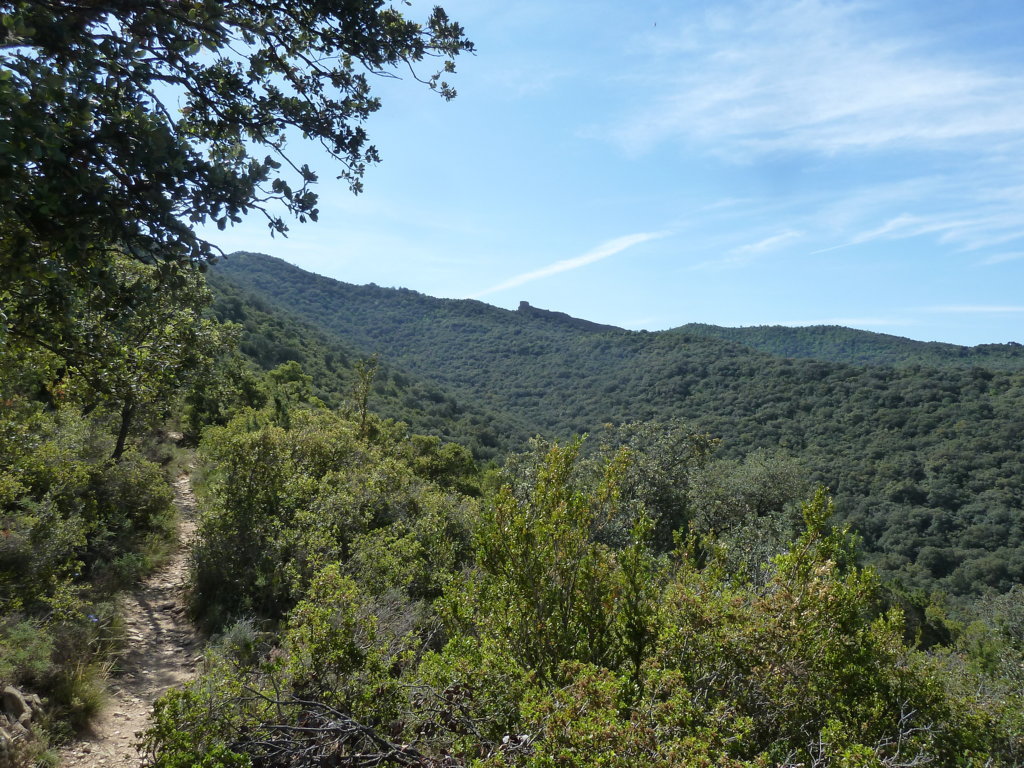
111 397 135 461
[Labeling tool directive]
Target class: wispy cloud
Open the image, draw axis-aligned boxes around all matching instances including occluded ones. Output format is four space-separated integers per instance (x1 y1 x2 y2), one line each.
811 213 968 254
733 229 802 255
693 228 802 269
803 171 1024 256
923 305 1024 314
980 251 1024 266
487 65 578 99
609 0 1024 159
467 232 670 299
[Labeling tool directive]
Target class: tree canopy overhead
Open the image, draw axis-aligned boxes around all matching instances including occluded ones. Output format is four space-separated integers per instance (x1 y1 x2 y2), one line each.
0 0 472 334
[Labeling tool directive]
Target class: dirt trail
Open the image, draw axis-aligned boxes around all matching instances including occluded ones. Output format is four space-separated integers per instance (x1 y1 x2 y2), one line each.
60 474 203 767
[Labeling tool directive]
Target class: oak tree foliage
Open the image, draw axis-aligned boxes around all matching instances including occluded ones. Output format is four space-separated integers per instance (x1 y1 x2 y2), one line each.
0 0 473 338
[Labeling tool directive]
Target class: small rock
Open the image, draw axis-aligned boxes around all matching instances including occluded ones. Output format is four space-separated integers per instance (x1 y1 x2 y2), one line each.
1 686 29 722
9 719 28 739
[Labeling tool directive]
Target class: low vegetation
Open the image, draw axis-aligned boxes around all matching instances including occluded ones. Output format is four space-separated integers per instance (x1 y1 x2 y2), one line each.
142 391 1024 766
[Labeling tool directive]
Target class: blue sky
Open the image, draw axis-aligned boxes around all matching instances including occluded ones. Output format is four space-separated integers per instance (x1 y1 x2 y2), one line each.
198 0 1024 345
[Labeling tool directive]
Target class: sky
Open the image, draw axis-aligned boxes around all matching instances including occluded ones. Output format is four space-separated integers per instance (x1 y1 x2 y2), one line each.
197 0 1024 346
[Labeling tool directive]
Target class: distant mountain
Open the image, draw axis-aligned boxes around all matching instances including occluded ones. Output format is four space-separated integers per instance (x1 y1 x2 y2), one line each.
206 269 531 459
211 252 1024 597
675 323 1024 370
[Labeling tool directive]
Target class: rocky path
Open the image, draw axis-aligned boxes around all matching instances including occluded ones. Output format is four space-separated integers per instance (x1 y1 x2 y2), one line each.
60 474 203 767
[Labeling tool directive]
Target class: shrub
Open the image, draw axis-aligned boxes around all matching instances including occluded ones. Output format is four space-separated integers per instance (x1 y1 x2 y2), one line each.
0 618 53 688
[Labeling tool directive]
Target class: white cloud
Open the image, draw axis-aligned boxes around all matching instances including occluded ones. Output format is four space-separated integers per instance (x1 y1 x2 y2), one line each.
811 213 968 254
468 231 669 298
609 0 1024 158
980 251 1024 266
801 168 1024 256
923 305 1024 314
732 230 802 255
692 229 802 269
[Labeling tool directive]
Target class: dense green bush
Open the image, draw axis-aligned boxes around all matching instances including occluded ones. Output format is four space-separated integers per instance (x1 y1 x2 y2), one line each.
1 405 176 611
190 399 479 631
0 346 182 744
148 435 1024 766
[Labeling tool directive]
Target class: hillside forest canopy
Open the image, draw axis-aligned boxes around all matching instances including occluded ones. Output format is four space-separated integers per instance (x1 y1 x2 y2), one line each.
212 253 1024 602
2 2 1024 766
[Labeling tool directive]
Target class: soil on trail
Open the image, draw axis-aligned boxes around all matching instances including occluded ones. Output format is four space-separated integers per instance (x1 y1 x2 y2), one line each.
60 473 203 767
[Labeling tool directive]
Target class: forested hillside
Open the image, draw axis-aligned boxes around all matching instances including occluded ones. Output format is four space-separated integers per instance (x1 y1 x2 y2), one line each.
214 252 1024 598
677 323 1024 370
206 272 530 458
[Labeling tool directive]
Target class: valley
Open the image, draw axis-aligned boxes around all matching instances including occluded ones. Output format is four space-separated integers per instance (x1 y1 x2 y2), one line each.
211 252 1024 600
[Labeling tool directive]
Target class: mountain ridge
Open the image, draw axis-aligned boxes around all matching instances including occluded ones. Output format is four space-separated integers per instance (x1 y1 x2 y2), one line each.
210 251 1024 599
216 251 1024 366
